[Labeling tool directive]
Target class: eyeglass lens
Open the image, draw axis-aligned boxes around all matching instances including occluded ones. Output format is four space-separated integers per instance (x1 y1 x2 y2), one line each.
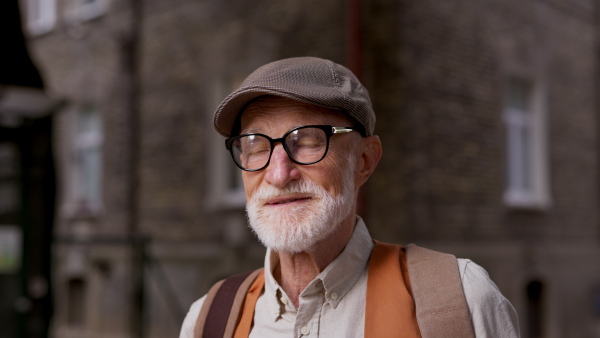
231 127 328 170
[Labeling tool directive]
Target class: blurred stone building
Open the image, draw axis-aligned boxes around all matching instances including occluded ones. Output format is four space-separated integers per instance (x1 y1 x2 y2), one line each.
16 0 600 337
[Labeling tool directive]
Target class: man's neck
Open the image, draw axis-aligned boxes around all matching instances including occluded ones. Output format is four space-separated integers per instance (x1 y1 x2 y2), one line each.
273 216 356 308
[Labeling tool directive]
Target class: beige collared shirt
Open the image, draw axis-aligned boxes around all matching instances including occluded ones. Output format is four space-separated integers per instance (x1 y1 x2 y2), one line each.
180 218 520 337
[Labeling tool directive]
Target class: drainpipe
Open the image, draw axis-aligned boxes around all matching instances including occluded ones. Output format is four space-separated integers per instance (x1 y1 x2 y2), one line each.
346 0 362 81
346 0 368 218
123 0 143 337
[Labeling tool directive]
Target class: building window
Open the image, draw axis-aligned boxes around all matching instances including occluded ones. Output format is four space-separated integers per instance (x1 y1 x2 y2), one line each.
72 106 103 212
26 0 57 35
67 0 108 22
207 129 245 209
206 78 246 209
0 226 22 274
503 77 550 208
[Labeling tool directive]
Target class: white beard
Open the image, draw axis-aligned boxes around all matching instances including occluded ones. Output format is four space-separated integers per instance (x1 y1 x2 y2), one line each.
246 161 356 254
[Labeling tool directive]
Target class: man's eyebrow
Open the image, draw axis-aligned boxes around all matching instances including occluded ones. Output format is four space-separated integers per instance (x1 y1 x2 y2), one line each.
240 127 263 134
241 124 307 136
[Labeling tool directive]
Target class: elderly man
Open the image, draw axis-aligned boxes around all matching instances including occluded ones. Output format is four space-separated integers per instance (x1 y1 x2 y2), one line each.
180 57 519 338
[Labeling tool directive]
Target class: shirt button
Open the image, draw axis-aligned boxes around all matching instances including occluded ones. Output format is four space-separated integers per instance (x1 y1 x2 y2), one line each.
330 292 338 300
301 326 310 335
280 297 288 305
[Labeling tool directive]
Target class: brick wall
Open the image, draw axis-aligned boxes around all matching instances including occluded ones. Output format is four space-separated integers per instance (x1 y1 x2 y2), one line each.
25 0 600 336
367 0 599 242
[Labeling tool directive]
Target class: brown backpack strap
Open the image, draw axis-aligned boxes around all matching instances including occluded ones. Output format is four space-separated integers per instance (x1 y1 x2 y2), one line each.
233 271 265 338
194 268 263 338
406 244 475 338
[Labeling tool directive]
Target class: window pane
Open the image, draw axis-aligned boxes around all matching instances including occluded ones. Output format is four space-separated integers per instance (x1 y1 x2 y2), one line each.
75 107 102 208
507 78 532 113
79 107 100 135
228 159 243 191
507 124 522 190
505 78 534 195
81 147 102 205
520 126 532 190
29 0 41 21
28 0 56 33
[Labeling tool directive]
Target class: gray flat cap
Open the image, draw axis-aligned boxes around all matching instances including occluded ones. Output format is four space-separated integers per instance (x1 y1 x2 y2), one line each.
213 57 376 137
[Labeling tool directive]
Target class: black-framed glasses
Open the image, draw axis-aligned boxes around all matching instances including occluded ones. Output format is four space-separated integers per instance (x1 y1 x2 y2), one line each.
225 125 356 171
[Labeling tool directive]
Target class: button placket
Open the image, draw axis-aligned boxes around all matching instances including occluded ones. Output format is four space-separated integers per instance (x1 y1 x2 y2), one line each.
294 279 324 337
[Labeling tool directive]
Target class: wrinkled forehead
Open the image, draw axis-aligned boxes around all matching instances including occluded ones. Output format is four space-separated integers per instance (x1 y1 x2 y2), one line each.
239 96 355 133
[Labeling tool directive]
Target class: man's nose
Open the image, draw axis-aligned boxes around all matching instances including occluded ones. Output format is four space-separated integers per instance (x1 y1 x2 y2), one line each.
263 144 300 188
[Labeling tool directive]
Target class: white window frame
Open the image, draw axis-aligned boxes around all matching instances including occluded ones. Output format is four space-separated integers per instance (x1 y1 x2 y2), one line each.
26 0 57 36
503 77 551 209
66 0 109 23
205 78 246 210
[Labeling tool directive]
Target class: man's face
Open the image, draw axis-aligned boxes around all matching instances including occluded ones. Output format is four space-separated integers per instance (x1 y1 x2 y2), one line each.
240 96 360 253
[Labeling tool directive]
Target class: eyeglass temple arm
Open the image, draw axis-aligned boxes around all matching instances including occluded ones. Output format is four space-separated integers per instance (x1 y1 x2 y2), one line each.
332 127 354 134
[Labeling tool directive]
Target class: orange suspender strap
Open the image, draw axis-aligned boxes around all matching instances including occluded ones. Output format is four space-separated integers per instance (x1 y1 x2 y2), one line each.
233 272 264 338
365 240 422 338
405 243 476 338
193 268 264 338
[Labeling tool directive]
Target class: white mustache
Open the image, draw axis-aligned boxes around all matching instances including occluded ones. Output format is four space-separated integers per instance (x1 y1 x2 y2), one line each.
250 180 324 205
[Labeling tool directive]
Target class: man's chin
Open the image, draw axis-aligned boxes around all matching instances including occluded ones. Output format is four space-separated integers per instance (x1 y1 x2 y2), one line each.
253 227 320 254
250 216 324 254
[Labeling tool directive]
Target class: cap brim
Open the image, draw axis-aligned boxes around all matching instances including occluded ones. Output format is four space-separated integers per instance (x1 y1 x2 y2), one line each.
214 87 345 137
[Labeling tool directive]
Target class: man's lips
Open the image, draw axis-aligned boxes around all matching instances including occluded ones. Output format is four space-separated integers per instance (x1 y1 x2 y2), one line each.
265 196 312 206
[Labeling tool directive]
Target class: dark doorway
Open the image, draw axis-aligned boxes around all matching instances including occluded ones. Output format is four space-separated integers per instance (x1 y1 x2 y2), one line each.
526 279 545 338
0 117 55 338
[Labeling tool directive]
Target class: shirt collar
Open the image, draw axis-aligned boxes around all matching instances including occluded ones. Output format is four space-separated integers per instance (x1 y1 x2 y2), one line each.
263 244 287 320
263 216 374 320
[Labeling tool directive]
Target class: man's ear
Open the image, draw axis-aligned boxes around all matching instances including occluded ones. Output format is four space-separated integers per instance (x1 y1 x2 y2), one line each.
356 135 382 187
